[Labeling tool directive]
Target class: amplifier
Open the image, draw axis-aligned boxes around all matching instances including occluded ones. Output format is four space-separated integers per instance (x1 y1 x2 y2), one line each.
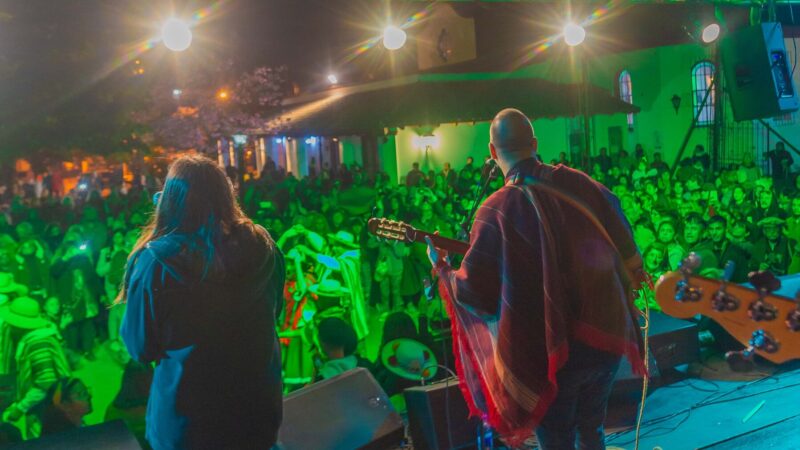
404 377 481 450
645 311 699 370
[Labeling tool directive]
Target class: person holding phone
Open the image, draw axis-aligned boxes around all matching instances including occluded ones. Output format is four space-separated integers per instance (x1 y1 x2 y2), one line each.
50 233 99 362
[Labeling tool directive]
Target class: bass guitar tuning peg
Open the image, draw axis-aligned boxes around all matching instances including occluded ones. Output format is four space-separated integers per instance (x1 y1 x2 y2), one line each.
711 261 740 312
786 290 800 332
747 271 779 322
725 329 780 372
679 253 702 274
675 253 702 303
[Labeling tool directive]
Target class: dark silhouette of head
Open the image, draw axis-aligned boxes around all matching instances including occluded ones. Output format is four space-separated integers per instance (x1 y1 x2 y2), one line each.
489 108 538 173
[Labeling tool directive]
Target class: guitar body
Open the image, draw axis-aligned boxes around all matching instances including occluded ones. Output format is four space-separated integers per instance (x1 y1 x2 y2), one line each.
656 271 800 364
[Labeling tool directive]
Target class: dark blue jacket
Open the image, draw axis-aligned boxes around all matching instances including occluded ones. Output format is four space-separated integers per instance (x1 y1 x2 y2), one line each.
121 227 284 449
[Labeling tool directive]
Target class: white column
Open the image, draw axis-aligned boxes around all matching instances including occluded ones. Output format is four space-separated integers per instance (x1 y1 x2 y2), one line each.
257 137 266 174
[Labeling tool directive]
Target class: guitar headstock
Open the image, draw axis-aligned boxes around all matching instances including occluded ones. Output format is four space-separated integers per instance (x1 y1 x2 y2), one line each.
367 218 415 244
655 256 800 364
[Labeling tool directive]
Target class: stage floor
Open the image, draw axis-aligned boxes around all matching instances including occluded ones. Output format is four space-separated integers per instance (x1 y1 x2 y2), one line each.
74 314 800 450
602 359 800 450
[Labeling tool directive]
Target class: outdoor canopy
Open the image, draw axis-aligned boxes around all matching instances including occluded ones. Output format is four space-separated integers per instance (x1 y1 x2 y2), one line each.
265 74 640 137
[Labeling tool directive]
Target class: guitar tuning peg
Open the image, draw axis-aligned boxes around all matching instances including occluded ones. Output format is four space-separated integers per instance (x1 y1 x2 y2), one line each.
680 253 702 273
725 329 779 371
722 261 735 282
725 348 756 372
748 271 781 295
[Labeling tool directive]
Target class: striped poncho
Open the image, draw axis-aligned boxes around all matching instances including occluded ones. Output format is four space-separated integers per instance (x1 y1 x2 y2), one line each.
14 326 72 413
436 158 645 446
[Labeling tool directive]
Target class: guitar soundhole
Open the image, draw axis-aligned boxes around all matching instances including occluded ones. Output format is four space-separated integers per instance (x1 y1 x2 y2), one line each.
711 291 739 312
786 310 800 332
675 281 702 302
748 301 778 322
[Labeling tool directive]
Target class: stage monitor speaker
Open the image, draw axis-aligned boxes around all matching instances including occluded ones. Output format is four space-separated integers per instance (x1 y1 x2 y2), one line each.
7 420 140 450
277 367 404 450
404 377 481 450
721 22 799 121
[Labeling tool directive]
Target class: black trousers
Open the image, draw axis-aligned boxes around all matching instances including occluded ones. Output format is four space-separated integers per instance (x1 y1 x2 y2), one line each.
535 342 622 450
63 318 96 354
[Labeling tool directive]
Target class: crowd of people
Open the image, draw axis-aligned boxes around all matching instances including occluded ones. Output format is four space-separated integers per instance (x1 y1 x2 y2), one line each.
0 139 794 444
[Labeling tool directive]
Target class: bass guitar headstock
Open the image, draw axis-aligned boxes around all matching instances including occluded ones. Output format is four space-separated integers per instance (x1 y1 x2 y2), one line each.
655 253 800 365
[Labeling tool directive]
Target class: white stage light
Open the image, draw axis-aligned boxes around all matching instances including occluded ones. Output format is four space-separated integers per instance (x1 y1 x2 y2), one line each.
162 18 192 52
563 23 586 47
383 26 407 50
702 23 721 44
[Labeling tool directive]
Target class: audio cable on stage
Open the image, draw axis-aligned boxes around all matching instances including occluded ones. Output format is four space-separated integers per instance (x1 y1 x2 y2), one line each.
634 293 651 450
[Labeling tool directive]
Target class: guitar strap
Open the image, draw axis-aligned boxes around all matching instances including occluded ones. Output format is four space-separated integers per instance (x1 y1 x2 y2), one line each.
506 172 653 292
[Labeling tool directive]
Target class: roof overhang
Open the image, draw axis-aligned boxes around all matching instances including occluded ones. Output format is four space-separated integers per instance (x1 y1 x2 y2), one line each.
259 73 639 136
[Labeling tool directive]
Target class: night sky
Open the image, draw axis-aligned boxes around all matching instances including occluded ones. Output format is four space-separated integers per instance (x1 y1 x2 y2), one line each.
0 0 789 156
0 1 357 132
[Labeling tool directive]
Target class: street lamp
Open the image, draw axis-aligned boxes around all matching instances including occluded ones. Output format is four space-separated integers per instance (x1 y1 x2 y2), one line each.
161 18 192 52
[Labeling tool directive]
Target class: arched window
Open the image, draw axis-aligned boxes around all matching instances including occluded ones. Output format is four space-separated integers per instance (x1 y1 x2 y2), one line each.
692 62 715 126
618 70 634 128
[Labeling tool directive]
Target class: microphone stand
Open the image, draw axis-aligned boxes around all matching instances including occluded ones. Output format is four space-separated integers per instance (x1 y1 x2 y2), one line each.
458 161 499 242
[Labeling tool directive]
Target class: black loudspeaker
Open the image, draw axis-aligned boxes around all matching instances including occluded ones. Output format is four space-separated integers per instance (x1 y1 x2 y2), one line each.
721 22 799 121
608 312 699 427
646 311 699 370
7 420 140 449
404 378 481 450
277 367 404 450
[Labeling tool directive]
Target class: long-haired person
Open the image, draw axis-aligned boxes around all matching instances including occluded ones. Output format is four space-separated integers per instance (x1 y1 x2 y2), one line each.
119 155 285 450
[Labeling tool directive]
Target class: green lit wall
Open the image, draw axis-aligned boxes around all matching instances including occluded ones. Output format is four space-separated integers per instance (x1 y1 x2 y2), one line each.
392 119 569 181
384 44 721 179
375 40 800 180
379 135 399 184
339 137 363 167
587 43 715 166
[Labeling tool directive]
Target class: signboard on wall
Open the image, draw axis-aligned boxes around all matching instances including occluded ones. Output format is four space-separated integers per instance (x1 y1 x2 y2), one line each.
416 4 477 71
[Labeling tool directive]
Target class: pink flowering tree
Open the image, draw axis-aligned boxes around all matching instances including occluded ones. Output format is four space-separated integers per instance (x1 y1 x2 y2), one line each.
135 62 288 154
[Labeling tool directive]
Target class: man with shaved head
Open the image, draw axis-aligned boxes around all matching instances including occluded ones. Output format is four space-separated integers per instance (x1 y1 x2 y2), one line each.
427 108 645 448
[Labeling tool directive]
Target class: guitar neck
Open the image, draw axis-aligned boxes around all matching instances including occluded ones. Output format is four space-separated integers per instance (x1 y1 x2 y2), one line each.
411 230 470 255
367 217 471 255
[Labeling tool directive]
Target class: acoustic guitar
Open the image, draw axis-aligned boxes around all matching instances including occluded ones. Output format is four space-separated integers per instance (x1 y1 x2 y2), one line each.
655 253 800 365
367 217 470 255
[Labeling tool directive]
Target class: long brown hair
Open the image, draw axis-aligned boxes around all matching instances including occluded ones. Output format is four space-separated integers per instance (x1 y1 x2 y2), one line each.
116 155 274 303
